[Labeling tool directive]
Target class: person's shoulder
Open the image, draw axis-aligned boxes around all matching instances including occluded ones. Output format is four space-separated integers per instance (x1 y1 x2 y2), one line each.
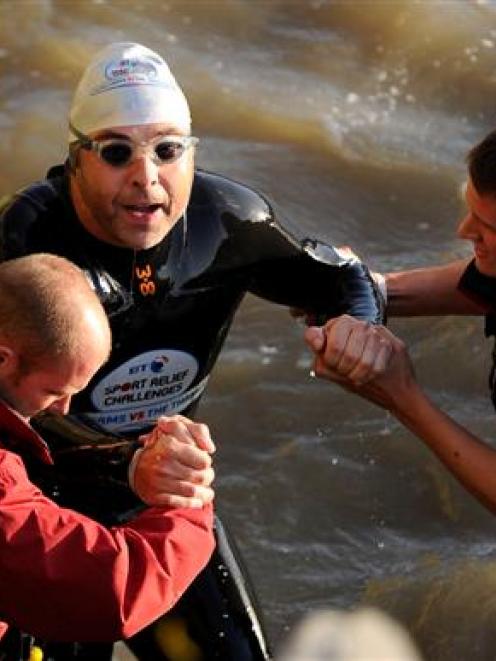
1 165 65 215
0 166 66 255
191 169 273 222
1 166 65 221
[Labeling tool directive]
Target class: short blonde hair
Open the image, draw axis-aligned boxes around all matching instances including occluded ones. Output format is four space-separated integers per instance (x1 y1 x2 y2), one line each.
0 254 110 373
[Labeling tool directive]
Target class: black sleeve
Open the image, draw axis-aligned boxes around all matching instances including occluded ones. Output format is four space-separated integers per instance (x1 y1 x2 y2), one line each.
218 205 385 324
458 258 496 312
457 258 496 338
195 171 385 325
248 231 385 324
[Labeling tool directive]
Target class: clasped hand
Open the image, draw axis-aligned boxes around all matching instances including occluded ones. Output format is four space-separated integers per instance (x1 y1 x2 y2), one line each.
131 415 215 509
304 314 416 411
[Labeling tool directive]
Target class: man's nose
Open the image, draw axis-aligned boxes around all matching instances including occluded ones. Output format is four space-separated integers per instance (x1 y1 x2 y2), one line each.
457 213 479 240
49 395 72 415
130 155 159 189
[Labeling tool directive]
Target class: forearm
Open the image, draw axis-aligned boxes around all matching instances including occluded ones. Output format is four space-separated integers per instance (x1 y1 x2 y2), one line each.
385 259 485 316
391 385 496 513
306 316 496 512
0 452 214 641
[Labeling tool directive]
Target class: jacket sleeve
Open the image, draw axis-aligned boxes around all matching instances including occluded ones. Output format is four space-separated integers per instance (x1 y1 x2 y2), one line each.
0 449 214 642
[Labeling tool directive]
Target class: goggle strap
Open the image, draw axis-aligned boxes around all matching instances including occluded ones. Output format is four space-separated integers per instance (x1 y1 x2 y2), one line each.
69 122 92 148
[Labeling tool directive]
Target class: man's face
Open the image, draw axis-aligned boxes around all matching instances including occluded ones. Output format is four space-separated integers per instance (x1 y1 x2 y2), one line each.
458 178 496 277
70 123 195 250
2 352 101 420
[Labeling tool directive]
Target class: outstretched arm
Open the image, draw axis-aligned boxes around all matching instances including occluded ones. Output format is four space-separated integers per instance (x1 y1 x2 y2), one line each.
384 259 486 316
306 256 488 384
305 318 496 514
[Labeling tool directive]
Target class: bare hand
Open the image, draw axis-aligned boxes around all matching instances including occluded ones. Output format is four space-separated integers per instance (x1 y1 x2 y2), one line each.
304 316 416 411
304 314 394 385
132 415 215 509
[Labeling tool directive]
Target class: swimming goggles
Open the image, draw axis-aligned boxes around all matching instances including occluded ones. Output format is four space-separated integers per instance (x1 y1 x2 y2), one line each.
69 123 198 168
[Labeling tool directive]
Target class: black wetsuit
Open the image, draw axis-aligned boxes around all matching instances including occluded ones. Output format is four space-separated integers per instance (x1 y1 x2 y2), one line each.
0 165 384 660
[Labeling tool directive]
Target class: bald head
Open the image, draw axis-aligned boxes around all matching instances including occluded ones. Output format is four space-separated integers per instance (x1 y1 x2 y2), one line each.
0 254 111 373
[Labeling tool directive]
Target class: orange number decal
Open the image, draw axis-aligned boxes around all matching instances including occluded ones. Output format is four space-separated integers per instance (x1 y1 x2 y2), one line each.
139 281 156 296
135 265 152 280
135 264 156 297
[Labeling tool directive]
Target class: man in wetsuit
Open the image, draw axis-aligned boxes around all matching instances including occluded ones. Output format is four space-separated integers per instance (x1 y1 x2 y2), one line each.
0 254 215 661
304 128 496 515
0 42 383 658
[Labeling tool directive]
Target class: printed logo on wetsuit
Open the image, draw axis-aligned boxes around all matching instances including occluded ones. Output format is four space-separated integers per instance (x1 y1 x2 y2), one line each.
87 350 208 432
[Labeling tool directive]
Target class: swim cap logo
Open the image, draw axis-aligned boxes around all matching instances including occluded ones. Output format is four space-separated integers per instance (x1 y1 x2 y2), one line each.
104 57 159 86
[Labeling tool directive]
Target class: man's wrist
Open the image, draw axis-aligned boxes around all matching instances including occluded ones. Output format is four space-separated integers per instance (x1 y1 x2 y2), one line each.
373 271 387 306
128 447 144 494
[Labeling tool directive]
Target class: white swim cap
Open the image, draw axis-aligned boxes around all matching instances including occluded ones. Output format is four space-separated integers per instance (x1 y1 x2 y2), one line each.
69 42 191 140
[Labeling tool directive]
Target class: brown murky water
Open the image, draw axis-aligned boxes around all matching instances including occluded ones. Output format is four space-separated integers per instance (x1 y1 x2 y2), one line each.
3 2 496 658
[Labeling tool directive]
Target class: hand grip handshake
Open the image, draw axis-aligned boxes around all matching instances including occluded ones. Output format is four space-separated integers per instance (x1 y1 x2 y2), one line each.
130 415 216 509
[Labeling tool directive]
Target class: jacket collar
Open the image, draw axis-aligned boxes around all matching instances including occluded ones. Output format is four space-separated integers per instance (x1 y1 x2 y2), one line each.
0 401 53 464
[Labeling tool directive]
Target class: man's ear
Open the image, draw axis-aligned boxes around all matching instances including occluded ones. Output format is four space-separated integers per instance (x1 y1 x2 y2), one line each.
0 345 17 376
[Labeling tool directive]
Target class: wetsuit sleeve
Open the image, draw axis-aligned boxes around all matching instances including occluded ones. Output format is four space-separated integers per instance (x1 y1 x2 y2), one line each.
191 171 384 324
0 449 214 642
245 224 384 324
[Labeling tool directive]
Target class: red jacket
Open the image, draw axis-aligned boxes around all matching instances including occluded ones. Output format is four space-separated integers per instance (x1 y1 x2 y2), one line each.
0 402 214 642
